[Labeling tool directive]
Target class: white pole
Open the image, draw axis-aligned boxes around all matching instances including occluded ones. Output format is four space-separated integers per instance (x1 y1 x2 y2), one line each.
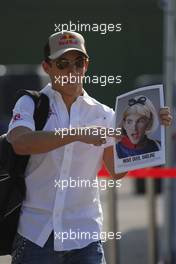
104 186 119 264
162 0 176 262
146 179 157 264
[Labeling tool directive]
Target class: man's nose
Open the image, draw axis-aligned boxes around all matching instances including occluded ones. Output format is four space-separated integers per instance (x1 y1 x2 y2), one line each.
134 121 139 130
67 63 77 74
131 121 137 130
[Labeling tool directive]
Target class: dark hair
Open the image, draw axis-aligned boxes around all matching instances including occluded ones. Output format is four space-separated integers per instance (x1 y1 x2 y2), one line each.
44 41 51 64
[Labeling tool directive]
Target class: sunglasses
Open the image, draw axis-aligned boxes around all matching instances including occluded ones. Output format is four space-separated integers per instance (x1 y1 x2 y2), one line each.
55 57 88 70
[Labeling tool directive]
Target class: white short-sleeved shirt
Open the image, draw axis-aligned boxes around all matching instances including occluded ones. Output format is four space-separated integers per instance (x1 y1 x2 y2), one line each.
7 83 115 251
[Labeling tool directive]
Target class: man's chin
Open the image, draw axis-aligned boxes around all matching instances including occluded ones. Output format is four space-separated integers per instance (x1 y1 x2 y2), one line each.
128 137 140 145
62 85 82 96
55 84 81 90
62 83 81 88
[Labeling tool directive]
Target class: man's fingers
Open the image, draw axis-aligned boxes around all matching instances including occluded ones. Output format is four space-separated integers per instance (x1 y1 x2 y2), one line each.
101 138 106 144
159 106 172 127
161 120 172 126
159 107 170 114
82 126 122 138
105 128 122 138
160 117 172 126
159 107 171 117
93 138 107 146
160 114 172 121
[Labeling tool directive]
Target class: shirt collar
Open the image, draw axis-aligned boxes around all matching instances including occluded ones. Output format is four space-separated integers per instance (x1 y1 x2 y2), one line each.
77 90 97 106
41 83 97 106
40 83 54 98
41 83 62 102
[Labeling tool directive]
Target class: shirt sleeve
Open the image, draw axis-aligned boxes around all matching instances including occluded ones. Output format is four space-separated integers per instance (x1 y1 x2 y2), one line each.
103 108 115 148
7 95 35 134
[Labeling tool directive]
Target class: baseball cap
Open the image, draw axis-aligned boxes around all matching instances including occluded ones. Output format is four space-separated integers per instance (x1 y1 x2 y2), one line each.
48 31 89 60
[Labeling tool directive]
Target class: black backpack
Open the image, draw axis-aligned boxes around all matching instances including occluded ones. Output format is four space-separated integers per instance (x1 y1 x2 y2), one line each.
0 90 49 255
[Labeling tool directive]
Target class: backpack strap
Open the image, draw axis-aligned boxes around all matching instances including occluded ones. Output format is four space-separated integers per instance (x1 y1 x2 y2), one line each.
0 90 50 220
16 90 50 130
9 90 50 195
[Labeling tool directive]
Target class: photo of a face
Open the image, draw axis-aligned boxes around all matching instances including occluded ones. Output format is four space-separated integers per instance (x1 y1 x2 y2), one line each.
115 93 162 160
123 113 151 145
119 94 159 147
114 85 165 173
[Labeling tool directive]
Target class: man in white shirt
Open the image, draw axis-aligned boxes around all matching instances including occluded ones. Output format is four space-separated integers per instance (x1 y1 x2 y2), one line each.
7 31 172 264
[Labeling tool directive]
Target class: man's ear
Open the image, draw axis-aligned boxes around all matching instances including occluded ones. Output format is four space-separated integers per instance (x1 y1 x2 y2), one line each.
42 60 51 74
84 59 89 73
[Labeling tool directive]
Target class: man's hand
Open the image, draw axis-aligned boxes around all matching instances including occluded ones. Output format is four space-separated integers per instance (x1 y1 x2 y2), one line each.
78 126 122 146
159 107 172 127
103 146 127 179
8 126 109 155
78 127 107 146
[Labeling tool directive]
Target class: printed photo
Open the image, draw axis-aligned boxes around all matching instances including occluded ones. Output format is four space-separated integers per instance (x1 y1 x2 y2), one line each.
114 85 165 173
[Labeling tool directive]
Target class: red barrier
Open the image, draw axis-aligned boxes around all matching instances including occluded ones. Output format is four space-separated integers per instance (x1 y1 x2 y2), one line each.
127 168 176 178
98 165 176 178
98 164 110 177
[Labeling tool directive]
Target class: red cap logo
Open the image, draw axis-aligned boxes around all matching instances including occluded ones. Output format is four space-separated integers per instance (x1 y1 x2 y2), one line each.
59 34 78 45
12 113 22 122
